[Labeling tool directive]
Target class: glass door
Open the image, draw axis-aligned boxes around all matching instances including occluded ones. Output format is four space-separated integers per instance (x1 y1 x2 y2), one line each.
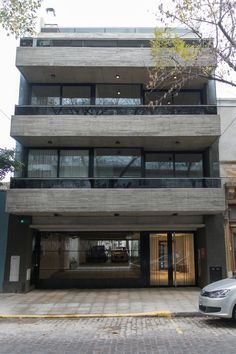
150 232 195 286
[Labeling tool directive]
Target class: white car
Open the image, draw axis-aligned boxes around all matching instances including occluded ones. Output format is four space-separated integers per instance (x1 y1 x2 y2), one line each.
199 277 236 320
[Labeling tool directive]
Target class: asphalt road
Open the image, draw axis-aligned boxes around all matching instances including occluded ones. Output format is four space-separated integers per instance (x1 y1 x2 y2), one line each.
0 316 236 354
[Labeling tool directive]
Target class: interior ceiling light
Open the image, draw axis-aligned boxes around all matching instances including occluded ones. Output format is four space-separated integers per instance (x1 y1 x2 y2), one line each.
116 74 120 79
174 76 177 79
117 90 121 95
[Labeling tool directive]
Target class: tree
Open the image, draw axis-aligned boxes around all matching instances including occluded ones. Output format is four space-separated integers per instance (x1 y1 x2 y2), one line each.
0 0 43 37
0 148 22 181
149 0 236 99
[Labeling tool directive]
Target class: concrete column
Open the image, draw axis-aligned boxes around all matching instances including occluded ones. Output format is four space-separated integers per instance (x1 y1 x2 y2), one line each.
3 215 33 293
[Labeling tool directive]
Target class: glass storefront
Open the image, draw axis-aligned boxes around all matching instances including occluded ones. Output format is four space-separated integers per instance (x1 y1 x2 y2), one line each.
150 232 196 286
39 232 141 282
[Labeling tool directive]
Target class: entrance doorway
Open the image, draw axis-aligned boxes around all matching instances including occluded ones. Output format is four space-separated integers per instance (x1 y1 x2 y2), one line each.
150 232 196 286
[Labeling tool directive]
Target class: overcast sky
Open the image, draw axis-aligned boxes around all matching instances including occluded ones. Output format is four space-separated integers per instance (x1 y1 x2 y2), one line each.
0 0 235 150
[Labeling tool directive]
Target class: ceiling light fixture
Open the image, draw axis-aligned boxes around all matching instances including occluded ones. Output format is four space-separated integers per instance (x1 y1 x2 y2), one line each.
117 90 121 95
116 74 120 79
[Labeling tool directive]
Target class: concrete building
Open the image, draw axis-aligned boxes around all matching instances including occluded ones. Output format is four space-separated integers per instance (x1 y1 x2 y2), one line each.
3 26 226 292
218 98 236 277
0 184 9 292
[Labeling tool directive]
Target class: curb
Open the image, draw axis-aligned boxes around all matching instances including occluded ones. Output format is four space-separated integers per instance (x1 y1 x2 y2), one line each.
0 311 201 319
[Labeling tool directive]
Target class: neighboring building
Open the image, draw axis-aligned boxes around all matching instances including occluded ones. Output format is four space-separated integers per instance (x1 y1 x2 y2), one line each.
3 26 226 292
0 184 9 292
218 98 236 277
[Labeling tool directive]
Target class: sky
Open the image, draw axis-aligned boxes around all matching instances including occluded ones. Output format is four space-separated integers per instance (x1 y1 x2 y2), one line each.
0 0 236 151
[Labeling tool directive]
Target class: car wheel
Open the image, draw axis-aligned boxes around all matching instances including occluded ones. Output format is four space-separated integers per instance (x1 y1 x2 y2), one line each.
232 305 236 321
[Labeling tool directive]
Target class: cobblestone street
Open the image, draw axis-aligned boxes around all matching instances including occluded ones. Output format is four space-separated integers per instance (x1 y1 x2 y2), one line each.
0 316 235 354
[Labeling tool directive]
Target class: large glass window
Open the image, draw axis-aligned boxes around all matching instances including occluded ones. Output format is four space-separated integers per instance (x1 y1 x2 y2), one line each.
62 86 91 105
28 150 58 177
145 153 174 177
175 153 203 177
144 91 172 105
96 85 141 105
144 91 201 105
39 232 141 281
94 149 141 177
31 86 60 105
173 92 201 105
59 150 89 177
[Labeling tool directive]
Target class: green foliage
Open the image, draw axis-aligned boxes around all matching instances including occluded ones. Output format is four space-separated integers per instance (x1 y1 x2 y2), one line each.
0 148 22 181
0 0 43 37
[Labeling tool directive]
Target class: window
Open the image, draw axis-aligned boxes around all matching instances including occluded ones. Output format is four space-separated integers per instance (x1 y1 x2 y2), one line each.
28 150 58 177
62 86 91 105
31 86 60 105
94 149 141 177
145 153 174 177
96 85 141 105
59 150 89 177
175 153 203 177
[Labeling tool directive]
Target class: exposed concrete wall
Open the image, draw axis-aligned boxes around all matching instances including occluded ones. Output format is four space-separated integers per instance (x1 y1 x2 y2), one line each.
204 214 227 284
11 114 221 139
3 215 33 293
6 188 225 215
218 102 236 180
0 192 8 292
196 227 208 288
16 47 214 68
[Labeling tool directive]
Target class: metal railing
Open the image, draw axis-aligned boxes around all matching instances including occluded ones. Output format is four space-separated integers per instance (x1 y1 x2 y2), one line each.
14 105 217 115
10 177 222 189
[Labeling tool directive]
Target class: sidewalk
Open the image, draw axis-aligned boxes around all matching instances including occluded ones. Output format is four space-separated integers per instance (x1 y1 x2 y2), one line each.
0 288 200 318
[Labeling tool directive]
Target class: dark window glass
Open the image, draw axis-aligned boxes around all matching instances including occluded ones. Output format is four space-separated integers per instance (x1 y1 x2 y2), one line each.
31 86 60 105
144 91 172 105
173 92 201 105
28 150 58 177
175 153 203 177
62 86 91 105
96 85 141 106
59 150 89 177
145 153 174 177
94 149 141 177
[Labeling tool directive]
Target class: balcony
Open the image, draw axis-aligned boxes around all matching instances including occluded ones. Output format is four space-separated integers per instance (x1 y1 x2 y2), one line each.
11 105 220 150
6 178 225 215
16 46 215 83
10 177 221 189
15 105 217 115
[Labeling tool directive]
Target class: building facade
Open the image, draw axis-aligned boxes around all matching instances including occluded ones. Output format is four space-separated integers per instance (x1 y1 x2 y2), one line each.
4 27 226 292
218 99 236 277
0 186 9 292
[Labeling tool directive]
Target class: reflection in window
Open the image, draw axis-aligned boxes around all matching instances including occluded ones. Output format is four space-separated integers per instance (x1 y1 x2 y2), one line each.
94 149 141 177
39 233 141 280
28 149 58 177
59 150 89 177
145 153 174 177
96 85 141 105
175 153 203 177
31 86 60 105
144 91 201 105
62 86 91 105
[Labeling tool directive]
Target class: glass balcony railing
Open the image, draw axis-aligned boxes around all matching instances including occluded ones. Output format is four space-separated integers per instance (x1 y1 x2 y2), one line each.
10 177 222 189
14 105 217 115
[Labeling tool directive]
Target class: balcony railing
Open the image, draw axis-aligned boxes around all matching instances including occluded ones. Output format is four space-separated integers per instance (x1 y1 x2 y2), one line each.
14 105 217 116
10 178 222 189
